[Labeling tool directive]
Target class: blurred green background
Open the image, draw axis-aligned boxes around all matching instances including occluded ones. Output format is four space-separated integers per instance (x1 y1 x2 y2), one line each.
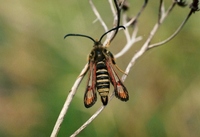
0 1 200 137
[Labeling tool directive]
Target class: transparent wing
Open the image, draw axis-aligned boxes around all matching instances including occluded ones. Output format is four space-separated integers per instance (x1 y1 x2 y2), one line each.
106 59 129 101
84 62 97 108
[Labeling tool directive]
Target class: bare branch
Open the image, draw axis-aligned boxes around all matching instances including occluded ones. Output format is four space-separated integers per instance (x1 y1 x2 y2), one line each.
114 0 149 58
158 0 164 23
109 0 122 42
122 14 131 42
108 0 116 16
115 24 142 58
124 0 148 27
122 2 176 81
70 106 105 137
148 9 193 49
89 0 108 32
50 64 88 137
103 0 123 46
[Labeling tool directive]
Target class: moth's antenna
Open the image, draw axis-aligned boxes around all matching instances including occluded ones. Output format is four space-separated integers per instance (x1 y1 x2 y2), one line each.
64 26 125 45
64 34 96 43
110 0 122 42
99 26 125 42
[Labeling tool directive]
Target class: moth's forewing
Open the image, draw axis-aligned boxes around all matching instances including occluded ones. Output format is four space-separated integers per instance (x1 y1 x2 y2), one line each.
84 62 97 108
106 59 129 101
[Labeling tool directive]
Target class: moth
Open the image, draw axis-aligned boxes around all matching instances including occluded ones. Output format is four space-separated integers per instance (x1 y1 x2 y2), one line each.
64 26 129 108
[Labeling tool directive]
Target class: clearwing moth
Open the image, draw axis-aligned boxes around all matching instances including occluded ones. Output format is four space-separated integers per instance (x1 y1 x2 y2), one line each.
64 26 129 108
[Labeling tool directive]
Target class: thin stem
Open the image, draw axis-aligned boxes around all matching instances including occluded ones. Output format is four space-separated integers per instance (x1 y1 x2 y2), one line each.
50 64 88 137
122 14 131 42
108 0 116 17
122 2 176 81
148 9 194 49
109 0 122 43
89 0 108 32
70 106 105 137
114 0 148 58
115 26 142 58
158 0 164 23
124 0 148 27
103 0 123 46
161 1 176 22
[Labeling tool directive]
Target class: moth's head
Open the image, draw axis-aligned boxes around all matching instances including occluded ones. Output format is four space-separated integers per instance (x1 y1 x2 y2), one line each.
93 40 103 47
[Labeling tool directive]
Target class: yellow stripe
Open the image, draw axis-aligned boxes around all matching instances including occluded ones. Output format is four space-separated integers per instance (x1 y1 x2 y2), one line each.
97 61 104 64
98 88 109 93
96 69 107 73
97 79 109 83
96 74 108 77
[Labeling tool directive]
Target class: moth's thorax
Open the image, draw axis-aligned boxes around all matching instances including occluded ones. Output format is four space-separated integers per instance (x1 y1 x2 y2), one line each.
89 46 109 62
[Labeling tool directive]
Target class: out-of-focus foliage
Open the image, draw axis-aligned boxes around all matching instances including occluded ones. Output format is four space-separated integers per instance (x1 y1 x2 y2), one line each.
0 1 200 137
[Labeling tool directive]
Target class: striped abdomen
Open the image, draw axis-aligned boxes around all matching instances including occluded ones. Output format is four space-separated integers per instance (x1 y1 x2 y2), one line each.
96 61 110 105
